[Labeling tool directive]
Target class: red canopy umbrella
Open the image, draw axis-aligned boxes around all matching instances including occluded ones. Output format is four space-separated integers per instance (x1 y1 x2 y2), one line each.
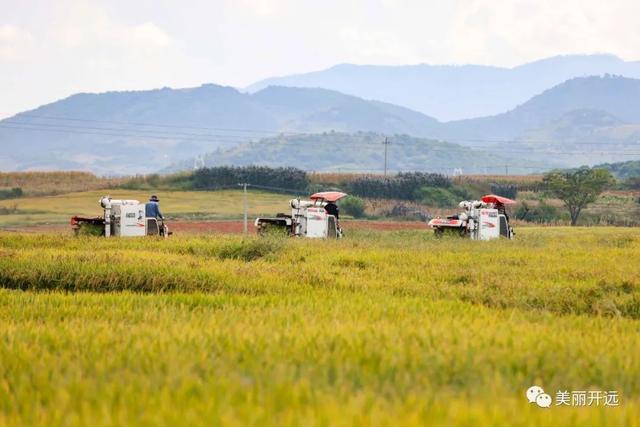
310 191 348 202
481 194 517 205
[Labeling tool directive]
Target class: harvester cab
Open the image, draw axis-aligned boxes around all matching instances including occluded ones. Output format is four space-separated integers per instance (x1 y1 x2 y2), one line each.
71 196 171 237
427 194 515 240
255 191 347 238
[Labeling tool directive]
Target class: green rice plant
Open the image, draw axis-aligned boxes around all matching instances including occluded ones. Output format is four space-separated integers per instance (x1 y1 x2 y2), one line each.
216 238 284 261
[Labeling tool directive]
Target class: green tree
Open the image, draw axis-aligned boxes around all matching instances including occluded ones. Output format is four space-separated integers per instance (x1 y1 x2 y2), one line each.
340 196 366 218
543 168 614 226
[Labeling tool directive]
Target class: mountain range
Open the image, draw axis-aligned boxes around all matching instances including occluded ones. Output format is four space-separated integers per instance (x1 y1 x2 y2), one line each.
1 55 640 175
0 85 441 174
435 75 640 141
246 54 640 121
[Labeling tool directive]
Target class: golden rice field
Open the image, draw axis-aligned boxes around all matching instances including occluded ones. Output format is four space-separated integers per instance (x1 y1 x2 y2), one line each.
1 227 640 426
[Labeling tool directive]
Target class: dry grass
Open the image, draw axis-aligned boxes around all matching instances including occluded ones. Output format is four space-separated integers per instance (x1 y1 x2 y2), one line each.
0 171 125 196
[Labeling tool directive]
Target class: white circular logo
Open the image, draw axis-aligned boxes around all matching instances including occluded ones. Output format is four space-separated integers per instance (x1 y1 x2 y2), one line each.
526 385 545 403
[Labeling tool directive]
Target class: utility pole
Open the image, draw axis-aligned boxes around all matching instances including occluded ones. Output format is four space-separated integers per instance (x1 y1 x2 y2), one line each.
239 183 248 234
505 164 509 176
382 137 391 176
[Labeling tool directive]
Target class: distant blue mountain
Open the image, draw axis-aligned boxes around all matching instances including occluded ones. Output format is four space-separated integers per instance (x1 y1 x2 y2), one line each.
0 85 440 174
246 54 640 121
2 72 640 175
433 75 640 167
173 75 640 172
437 75 640 141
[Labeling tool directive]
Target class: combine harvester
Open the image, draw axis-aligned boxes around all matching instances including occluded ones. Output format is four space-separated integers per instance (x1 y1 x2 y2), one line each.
71 196 170 237
428 194 515 240
255 191 346 238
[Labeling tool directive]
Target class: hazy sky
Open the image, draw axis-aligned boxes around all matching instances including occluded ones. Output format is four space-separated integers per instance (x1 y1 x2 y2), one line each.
2 0 640 118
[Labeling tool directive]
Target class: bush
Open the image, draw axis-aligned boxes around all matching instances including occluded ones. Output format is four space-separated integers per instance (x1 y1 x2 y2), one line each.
623 177 640 190
346 172 450 201
516 201 559 223
119 172 194 190
193 166 308 191
0 187 23 200
418 187 459 208
340 196 366 218
449 185 473 201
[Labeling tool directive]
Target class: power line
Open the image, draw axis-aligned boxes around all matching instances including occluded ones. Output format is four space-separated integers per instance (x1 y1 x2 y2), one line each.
0 120 399 146
3 116 640 163
16 113 294 136
4 122 640 159
0 123 251 146
9 113 640 146
3 120 267 140
197 139 640 155
216 138 640 156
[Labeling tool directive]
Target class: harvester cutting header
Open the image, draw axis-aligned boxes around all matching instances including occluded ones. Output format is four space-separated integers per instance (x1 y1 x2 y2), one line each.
428 194 516 240
255 191 347 238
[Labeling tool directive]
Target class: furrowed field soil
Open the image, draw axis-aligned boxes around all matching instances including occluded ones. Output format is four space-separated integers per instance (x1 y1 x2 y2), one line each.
1 227 639 426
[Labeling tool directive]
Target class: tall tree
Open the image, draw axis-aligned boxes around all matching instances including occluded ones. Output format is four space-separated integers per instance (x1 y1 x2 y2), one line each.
543 168 614 226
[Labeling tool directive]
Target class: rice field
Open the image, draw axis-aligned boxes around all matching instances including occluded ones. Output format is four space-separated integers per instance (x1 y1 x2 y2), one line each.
1 227 639 426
